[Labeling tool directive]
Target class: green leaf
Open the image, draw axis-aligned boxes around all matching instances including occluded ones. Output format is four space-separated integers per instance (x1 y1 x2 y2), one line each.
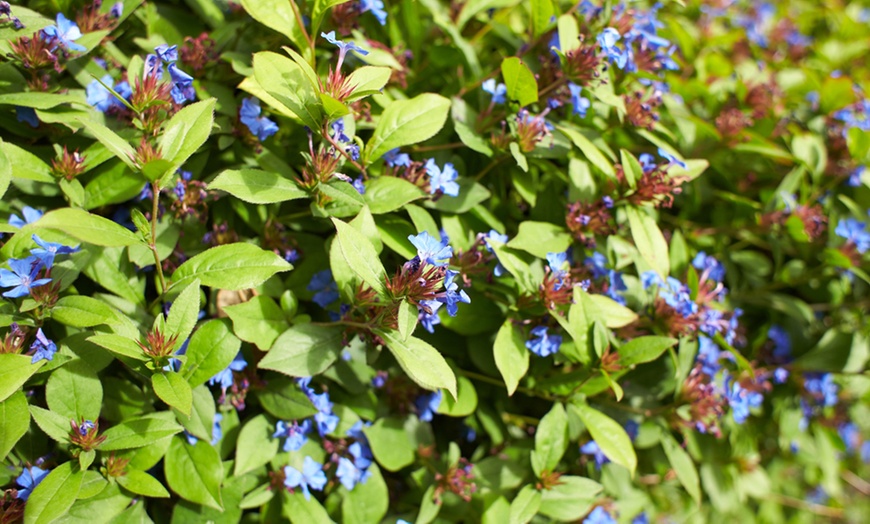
46 359 102 422
159 99 216 172
342 464 388 524
501 57 538 107
174 385 217 442
317 179 366 217
0 391 28 460
116 470 171 498
234 414 280 476
506 221 571 259
364 93 451 163
170 243 293 291
791 133 827 179
530 0 555 37
29 406 72 444
240 0 306 49
208 169 307 204
620 149 642 189
375 329 457 399
100 412 184 451
346 66 392 101
331 217 388 297
253 51 322 129
364 176 427 214
0 140 10 200
557 14 580 52
0 354 45 402
558 126 615 178
661 432 701 504
571 403 637 475
223 295 288 350
587 294 638 328
531 403 568 477
538 476 600 521
51 296 121 328
152 373 193 416
34 208 142 247
87 334 148 361
282 490 334 524
258 324 345 377
257 377 318 420
493 321 529 396
626 205 670 280
509 485 542 524
0 142 53 182
24 461 84 524
164 279 201 350
165 436 224 510
397 300 418 341
490 244 537 294
182 319 242 388
362 416 416 472
77 119 137 171
619 336 678 367
438 375 478 417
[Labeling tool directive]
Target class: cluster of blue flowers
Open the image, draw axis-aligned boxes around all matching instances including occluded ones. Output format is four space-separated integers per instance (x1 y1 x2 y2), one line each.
525 326 562 357
835 217 870 253
145 44 196 104
407 232 471 329
273 377 340 454
584 252 627 304
208 352 247 391
86 74 132 113
595 4 679 76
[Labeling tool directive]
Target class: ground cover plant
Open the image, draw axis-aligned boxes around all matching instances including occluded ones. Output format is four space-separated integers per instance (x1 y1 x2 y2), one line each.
0 0 869 522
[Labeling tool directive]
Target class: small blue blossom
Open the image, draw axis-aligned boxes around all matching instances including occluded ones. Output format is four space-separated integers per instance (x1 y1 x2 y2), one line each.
30 328 57 364
605 270 627 305
482 78 507 105
436 270 470 316
15 466 49 501
78 420 95 436
10 206 43 228
415 390 442 422
208 352 247 390
211 413 223 445
110 2 124 17
168 63 196 104
274 420 312 452
425 159 460 197
584 252 608 279
583 506 616 524
692 251 725 282
321 31 370 57
239 98 279 141
597 28 628 69
154 44 178 62
725 378 764 424
696 335 722 377
352 176 366 194
835 218 870 253
847 166 865 187
631 513 649 524
580 440 609 469
384 148 411 167
41 13 86 52
86 75 132 112
568 83 591 117
307 270 340 308
359 0 387 25
0 257 51 299
773 367 789 384
30 234 79 267
408 231 453 267
768 325 791 362
546 251 570 289
16 107 39 128
284 457 328 501
804 373 838 407
526 326 562 357
658 148 687 169
418 299 443 333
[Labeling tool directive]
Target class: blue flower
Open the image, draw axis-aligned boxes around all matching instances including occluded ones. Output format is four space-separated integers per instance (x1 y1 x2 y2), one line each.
546 251 570 289
273 420 312 452
583 506 616 524
321 31 369 57
41 13 86 52
696 335 721 377
211 413 223 445
314 410 339 436
0 257 51 298
408 232 453 267
580 441 609 469
568 83 591 117
110 2 123 18
631 513 649 524
16 466 49 501
359 0 387 25
847 166 865 187
418 299 443 333
208 352 247 390
336 457 366 490
384 148 411 167
805 373 838 407
16 107 39 128
773 367 789 384
835 218 870 253
239 98 279 141
597 28 627 69
352 176 366 194
725 378 764 424
425 159 460 197
168 63 196 104
526 326 562 357
415 390 442 422
692 251 725 282
154 44 178 62
584 252 608 279
30 328 57 364
9 206 43 228
436 270 470 316
482 79 507 104
658 148 687 169
87 75 131 112
768 325 791 362
30 234 79 267
605 270 627 305
307 270 339 308
284 457 328 501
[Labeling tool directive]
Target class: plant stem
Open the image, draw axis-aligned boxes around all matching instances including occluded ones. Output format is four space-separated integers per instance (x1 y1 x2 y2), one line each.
150 181 167 296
